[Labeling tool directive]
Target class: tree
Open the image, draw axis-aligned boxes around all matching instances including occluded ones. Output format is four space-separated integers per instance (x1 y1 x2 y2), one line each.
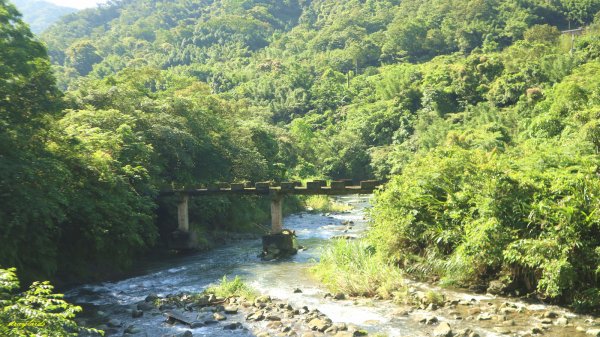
65 39 102 75
0 268 92 337
524 24 561 44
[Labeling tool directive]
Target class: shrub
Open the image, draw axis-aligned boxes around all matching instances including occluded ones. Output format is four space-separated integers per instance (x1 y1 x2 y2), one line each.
0 268 97 337
204 276 257 300
312 239 404 299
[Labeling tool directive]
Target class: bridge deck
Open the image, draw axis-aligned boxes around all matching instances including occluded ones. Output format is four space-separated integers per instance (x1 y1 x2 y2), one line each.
162 180 382 238
160 180 381 197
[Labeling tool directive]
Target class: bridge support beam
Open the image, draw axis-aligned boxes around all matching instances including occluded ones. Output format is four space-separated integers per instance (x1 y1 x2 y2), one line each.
177 194 189 232
271 194 283 234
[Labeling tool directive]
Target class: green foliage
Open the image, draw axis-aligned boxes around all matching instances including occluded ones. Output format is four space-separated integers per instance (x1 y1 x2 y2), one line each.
204 276 257 300
304 195 352 213
3 0 600 313
370 142 600 305
312 239 405 299
0 268 97 337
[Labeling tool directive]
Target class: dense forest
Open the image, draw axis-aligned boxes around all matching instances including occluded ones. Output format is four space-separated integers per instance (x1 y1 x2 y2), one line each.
1 0 600 331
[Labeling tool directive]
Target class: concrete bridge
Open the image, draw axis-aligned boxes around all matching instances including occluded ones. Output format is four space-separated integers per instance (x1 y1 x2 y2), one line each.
161 180 380 235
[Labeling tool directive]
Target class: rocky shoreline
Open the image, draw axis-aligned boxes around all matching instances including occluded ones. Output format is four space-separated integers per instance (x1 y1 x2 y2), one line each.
80 282 600 337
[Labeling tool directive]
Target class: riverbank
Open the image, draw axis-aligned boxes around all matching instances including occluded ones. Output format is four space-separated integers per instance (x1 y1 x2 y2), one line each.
76 274 600 337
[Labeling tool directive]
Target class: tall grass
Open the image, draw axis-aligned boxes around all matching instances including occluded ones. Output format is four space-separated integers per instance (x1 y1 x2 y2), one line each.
304 195 352 213
312 239 405 299
204 275 257 300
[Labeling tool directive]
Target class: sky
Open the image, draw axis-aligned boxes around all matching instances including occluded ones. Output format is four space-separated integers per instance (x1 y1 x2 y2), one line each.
46 0 107 9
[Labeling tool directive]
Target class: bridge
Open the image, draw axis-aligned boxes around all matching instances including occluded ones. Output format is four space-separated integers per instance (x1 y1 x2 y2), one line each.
160 180 381 235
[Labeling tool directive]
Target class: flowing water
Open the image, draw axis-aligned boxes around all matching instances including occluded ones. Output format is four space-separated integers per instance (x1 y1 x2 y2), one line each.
67 196 598 337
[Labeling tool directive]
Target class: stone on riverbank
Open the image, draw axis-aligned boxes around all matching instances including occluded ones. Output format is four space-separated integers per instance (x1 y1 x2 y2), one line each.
224 305 238 314
308 317 332 332
587 329 600 337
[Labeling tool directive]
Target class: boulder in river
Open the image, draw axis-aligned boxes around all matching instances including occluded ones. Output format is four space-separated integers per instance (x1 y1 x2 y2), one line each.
261 230 298 260
433 322 452 337
145 293 159 302
136 301 154 311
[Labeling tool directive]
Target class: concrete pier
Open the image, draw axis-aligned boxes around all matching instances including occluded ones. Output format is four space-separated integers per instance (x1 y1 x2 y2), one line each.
177 194 189 232
271 194 283 234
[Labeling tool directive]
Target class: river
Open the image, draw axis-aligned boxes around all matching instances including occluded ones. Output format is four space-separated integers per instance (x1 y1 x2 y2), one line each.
67 196 598 337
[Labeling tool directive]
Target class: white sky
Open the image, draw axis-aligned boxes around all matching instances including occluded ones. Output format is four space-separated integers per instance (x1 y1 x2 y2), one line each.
45 0 108 9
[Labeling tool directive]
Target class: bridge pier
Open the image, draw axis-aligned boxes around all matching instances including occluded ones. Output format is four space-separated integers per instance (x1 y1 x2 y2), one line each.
177 194 189 232
271 194 283 234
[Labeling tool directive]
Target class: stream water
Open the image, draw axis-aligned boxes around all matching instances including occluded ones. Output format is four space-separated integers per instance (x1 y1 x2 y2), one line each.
67 196 598 337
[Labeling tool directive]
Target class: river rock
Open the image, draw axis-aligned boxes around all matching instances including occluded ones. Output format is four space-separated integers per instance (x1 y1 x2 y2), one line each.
266 314 282 321
413 314 438 324
433 322 452 337
494 327 512 335
124 325 142 334
145 293 159 302
477 313 493 321
502 319 515 326
107 319 122 328
224 306 238 314
541 318 553 324
333 293 346 300
190 321 205 328
255 295 271 304
531 326 543 334
213 312 226 321
246 310 265 321
486 280 506 295
333 333 354 337
587 329 600 337
392 308 410 316
198 306 214 313
267 321 283 329
132 309 144 318
293 288 303 293
223 322 242 330
196 313 217 324
301 333 316 337
454 329 479 337
556 317 569 326
308 318 332 332
137 302 154 311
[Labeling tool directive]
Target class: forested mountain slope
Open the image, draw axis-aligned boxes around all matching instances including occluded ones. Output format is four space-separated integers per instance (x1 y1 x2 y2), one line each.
2 0 600 309
11 0 75 33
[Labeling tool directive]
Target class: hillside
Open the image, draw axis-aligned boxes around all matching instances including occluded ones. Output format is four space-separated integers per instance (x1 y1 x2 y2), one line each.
1 0 599 312
11 0 76 33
